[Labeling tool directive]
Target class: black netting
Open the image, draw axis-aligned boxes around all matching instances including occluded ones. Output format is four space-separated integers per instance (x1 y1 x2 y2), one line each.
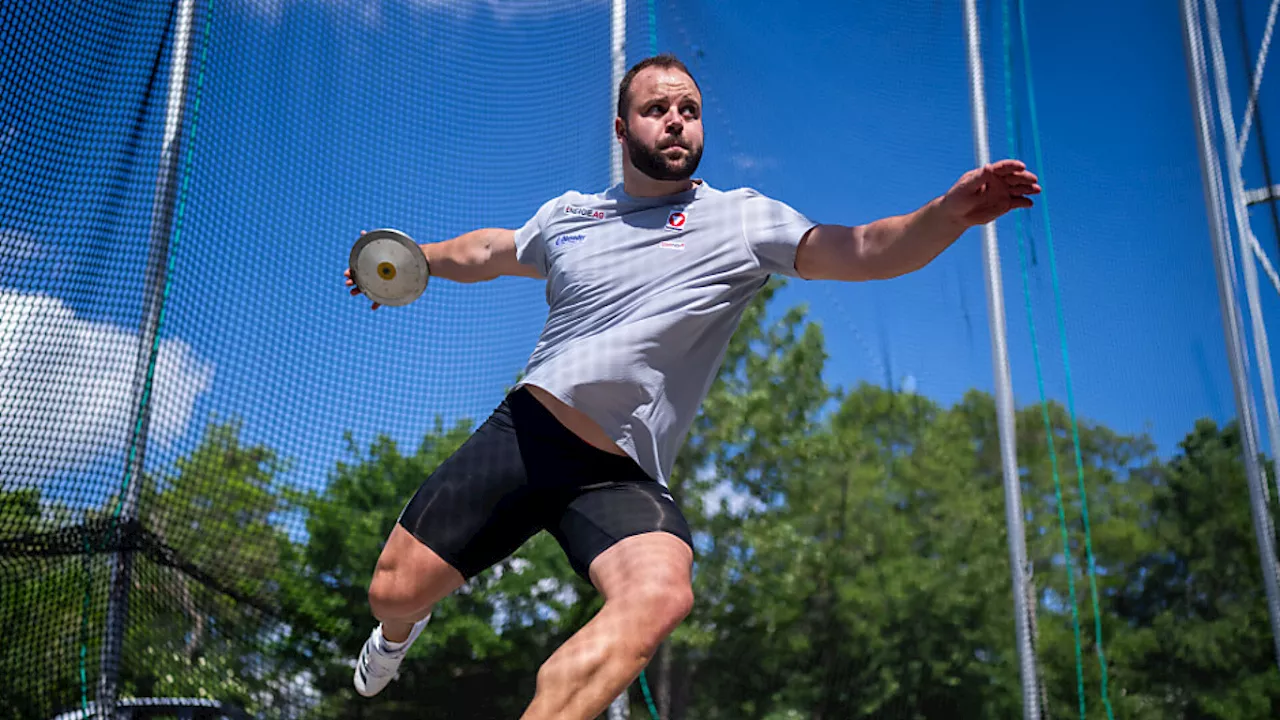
4 1 1280 719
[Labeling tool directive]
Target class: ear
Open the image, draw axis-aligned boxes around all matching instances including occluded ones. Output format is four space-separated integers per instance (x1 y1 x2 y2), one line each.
614 116 627 141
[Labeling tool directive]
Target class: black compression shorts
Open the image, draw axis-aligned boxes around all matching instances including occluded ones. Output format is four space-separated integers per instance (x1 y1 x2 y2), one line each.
396 386 694 585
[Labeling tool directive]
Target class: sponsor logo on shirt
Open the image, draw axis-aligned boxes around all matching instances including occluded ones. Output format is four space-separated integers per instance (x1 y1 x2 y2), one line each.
554 233 587 246
659 240 685 250
565 205 606 220
665 211 687 232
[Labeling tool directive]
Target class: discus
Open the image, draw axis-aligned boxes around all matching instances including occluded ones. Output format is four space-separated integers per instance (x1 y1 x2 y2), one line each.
348 229 429 307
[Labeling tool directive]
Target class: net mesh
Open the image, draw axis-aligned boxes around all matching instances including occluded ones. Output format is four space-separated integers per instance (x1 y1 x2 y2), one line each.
3 0 1280 718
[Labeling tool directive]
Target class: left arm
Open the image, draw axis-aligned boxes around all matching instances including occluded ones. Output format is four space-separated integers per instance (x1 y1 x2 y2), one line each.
795 159 1041 282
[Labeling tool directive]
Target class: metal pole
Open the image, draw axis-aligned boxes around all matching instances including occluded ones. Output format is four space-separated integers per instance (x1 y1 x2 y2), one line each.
608 3 631 716
1204 0 1280 528
962 1 1040 717
610 0 626 187
608 694 631 720
1181 0 1280 670
99 0 199 714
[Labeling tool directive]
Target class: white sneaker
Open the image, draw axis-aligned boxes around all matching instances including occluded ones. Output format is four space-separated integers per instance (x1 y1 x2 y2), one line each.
353 615 430 697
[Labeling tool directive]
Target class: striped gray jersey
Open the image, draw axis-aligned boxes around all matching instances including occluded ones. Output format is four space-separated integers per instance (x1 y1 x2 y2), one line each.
514 180 816 487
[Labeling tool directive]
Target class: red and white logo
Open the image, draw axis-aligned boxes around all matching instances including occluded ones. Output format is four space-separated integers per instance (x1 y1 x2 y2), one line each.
659 240 686 251
665 211 687 232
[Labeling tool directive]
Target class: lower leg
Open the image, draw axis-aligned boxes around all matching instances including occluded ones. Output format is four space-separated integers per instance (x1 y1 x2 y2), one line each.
368 526 465 643
520 600 677 720
379 616 427 643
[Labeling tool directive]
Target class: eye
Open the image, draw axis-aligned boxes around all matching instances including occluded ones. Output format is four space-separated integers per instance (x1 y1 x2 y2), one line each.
681 104 699 119
646 104 666 116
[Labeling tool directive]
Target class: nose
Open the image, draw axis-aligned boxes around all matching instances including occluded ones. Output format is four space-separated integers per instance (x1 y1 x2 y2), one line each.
664 107 684 133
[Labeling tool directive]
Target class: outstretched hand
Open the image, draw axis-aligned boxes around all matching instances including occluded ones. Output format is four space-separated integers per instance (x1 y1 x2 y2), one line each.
345 230 381 310
939 159 1041 228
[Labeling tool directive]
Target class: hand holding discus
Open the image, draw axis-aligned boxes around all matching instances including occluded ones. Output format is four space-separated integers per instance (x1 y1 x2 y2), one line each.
345 229 430 310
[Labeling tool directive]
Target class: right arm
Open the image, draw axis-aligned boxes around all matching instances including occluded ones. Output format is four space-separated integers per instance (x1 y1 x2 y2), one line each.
421 228 543 283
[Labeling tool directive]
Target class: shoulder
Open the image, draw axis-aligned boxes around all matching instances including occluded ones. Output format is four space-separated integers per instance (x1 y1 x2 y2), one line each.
712 186 772 206
537 188 612 219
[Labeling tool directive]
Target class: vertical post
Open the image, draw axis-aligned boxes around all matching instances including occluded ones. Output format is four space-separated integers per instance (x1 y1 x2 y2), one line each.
609 2 630 716
99 0 199 714
962 2 1040 718
1182 0 1280 670
1205 0 1280 509
608 694 631 720
610 0 626 187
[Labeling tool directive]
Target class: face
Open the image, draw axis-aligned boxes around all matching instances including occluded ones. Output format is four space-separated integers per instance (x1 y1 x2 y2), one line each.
619 67 704 181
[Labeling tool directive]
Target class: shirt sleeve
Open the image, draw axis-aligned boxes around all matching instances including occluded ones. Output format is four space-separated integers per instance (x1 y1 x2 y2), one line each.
740 189 818 278
513 195 562 279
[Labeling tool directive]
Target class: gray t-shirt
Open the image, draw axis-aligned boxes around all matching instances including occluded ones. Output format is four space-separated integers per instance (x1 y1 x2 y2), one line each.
513 180 817 487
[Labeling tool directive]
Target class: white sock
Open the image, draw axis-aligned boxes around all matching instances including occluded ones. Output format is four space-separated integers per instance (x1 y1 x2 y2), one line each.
378 626 412 652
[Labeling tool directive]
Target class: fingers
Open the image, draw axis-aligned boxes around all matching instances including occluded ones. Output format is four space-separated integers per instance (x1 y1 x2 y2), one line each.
990 159 1027 174
1010 196 1034 210
991 162 1039 189
1008 182 1042 196
348 230 380 310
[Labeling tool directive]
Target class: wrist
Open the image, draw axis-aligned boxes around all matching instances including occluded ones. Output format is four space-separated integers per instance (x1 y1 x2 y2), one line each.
419 242 438 274
929 194 971 233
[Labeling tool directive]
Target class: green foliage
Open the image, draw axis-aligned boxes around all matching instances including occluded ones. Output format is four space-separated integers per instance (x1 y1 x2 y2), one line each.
4 280 1280 718
272 420 598 719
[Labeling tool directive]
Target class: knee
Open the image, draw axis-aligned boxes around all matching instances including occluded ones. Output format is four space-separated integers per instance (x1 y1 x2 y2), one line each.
627 581 694 651
367 548 437 622
367 526 465 621
367 559 418 621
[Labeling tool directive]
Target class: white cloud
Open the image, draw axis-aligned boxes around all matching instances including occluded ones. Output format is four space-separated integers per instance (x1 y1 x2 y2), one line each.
702 477 765 519
732 154 776 174
0 290 215 482
901 373 917 394
0 227 41 263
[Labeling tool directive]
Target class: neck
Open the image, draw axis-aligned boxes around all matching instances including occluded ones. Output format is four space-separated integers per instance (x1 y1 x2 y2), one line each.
621 165 697 198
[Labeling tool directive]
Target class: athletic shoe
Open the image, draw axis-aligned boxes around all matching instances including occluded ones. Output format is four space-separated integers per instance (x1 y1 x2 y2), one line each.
353 615 430 697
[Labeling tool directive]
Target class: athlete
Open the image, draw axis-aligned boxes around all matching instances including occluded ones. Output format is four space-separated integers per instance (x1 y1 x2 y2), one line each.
342 53 1039 719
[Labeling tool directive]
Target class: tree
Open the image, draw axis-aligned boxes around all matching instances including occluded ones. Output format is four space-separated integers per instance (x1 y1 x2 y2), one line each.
0 417 295 718
1107 419 1280 718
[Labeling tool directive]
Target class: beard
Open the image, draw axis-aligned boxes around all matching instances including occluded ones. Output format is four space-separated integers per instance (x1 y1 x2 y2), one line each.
625 129 703 181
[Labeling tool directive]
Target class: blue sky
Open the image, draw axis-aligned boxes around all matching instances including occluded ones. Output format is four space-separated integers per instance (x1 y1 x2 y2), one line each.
7 0 1280 512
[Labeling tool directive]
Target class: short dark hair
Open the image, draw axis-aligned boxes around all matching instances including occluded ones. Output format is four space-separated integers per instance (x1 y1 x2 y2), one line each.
616 53 700 119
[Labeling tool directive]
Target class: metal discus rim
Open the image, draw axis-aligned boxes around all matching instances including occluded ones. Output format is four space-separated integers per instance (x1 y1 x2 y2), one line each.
348 228 429 307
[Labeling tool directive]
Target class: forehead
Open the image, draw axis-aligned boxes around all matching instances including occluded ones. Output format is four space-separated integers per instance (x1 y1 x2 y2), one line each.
630 67 701 104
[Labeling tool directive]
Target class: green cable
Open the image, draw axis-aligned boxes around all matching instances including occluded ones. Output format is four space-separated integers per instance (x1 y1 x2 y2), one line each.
639 668 661 720
647 0 657 56
1003 1 1116 717
1013 0 1115 715
635 12 661 720
1001 3 1086 716
77 0 215 711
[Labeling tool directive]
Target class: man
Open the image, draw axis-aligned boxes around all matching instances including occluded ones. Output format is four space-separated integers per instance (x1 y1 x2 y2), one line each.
343 53 1039 718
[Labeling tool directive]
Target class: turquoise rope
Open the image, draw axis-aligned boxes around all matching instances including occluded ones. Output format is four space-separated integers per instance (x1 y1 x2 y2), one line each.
634 5 661 720
648 0 657 56
639 666 661 720
1004 1 1116 717
77 0 215 710
1001 2 1087 716
1013 0 1115 715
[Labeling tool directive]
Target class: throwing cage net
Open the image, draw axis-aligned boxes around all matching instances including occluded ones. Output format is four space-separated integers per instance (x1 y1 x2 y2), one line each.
3 0 1280 718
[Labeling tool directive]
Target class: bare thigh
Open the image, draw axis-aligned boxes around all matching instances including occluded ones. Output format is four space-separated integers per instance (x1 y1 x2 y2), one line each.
590 531 693 613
